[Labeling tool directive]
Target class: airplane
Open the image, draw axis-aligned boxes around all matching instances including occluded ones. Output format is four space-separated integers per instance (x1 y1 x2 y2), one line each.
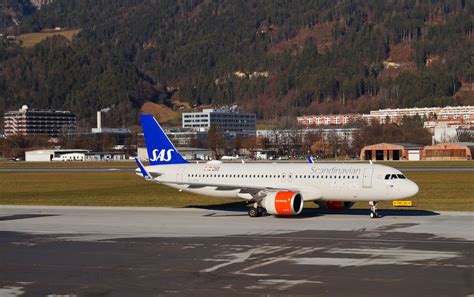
135 114 419 219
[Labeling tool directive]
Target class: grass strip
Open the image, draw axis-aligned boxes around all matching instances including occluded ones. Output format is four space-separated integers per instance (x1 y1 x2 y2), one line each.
0 171 472 212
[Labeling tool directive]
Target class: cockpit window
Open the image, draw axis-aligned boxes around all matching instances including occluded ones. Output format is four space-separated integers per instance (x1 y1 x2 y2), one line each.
386 174 406 179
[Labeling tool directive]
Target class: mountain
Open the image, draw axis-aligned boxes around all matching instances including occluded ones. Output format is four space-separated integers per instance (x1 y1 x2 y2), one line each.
0 0 473 127
0 0 35 33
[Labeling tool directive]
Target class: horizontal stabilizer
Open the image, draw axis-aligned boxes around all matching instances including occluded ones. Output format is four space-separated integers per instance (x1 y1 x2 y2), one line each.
134 157 152 180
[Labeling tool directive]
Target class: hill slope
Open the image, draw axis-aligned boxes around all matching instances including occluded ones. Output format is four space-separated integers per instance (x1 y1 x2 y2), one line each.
0 0 473 127
0 0 35 33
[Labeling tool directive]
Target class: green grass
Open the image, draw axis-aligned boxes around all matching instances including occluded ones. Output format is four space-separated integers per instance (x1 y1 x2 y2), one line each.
0 171 472 211
0 172 234 207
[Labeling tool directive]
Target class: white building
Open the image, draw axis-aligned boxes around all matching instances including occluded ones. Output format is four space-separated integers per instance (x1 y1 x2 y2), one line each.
363 105 474 125
298 105 474 127
25 149 89 162
182 109 256 136
25 149 127 162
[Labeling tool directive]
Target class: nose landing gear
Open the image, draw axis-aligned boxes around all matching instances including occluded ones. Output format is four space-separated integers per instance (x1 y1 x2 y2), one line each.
369 201 380 218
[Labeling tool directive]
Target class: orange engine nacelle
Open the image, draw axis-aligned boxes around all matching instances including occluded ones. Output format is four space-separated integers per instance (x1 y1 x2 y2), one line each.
317 201 354 210
263 191 303 215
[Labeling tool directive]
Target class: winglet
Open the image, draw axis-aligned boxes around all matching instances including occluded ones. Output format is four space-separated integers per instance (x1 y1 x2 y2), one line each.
307 155 315 164
134 157 152 180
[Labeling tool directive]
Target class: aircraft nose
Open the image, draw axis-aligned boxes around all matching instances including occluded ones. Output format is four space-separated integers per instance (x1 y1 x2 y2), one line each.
405 180 419 197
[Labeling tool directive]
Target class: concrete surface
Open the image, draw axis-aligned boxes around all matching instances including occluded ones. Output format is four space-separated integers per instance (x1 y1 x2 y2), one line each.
0 206 472 296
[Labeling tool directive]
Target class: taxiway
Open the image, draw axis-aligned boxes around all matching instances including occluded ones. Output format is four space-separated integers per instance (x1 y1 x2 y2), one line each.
0 206 472 296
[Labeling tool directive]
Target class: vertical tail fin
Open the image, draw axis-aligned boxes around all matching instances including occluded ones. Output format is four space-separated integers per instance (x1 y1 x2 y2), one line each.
140 114 189 166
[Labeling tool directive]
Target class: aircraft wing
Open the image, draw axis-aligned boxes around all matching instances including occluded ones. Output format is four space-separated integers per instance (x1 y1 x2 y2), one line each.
160 180 323 201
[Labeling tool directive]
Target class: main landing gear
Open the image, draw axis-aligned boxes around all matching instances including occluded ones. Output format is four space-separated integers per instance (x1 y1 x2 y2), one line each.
248 203 265 217
369 201 380 218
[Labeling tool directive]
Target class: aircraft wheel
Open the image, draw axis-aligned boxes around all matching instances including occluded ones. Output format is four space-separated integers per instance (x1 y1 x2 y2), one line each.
248 207 259 217
369 211 379 219
369 201 380 218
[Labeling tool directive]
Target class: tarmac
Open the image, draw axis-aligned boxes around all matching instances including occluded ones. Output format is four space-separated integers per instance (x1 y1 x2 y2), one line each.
0 206 473 296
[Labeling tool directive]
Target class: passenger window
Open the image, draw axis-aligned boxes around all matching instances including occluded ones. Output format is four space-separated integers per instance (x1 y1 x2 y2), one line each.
385 174 390 180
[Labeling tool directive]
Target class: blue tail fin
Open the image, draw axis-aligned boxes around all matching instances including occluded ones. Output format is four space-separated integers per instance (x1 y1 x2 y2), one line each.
140 114 189 166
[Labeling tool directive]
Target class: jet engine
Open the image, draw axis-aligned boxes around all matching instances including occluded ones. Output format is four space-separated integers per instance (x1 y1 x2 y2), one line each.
263 191 303 215
316 201 354 209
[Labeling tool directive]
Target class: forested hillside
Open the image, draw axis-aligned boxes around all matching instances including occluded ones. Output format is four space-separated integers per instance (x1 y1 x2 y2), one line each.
0 0 34 33
0 0 473 127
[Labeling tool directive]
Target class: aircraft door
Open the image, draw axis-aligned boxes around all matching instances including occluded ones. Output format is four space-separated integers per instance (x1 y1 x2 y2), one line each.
176 167 186 183
362 168 373 188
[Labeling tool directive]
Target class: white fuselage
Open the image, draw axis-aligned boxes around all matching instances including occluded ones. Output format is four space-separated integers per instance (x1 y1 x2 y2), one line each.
138 162 419 202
